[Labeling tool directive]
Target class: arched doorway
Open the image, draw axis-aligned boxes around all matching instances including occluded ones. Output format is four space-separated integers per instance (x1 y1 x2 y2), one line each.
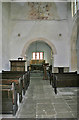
21 38 57 72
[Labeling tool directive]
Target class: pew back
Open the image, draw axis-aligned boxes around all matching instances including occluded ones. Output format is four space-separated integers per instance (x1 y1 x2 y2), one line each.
1 83 18 115
51 73 78 87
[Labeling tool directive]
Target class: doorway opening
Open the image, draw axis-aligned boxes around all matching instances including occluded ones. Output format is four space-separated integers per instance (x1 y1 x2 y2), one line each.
26 41 52 71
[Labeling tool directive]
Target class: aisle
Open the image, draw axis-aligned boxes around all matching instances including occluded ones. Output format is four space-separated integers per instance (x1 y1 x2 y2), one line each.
16 71 77 118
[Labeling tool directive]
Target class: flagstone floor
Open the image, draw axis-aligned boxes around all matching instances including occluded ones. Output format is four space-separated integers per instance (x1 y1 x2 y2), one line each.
16 77 78 119
1 71 78 119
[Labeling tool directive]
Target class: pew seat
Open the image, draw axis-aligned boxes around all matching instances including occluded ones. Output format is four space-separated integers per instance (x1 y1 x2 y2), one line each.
1 78 23 103
0 84 18 115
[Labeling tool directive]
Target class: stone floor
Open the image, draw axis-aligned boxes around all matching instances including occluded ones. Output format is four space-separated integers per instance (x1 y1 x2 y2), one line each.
1 71 78 119
16 76 78 119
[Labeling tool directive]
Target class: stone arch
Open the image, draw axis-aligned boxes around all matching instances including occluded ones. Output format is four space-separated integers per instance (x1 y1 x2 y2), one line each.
21 37 57 57
71 21 77 71
77 12 79 73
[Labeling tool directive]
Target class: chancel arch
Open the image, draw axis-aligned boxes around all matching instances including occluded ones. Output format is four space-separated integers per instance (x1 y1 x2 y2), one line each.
21 38 57 58
21 38 57 71
77 12 79 74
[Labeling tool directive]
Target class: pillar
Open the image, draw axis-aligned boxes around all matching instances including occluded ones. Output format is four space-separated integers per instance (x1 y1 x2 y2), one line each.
23 55 27 71
77 11 79 74
25 56 28 71
77 31 79 74
0 2 2 72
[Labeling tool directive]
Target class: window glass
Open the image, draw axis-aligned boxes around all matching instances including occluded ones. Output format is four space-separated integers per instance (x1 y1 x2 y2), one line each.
78 0 79 10
72 0 79 17
75 0 77 14
40 52 43 60
33 52 35 60
32 52 43 60
37 52 39 60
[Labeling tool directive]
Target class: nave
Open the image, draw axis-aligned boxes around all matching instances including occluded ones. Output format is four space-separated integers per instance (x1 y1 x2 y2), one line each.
1 70 78 119
15 71 77 118
0 1 79 119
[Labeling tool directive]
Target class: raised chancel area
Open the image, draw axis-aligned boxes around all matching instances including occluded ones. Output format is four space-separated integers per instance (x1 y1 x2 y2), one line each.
0 1 79 119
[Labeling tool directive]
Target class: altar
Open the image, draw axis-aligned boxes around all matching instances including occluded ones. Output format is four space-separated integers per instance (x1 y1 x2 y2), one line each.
30 64 43 71
30 60 45 71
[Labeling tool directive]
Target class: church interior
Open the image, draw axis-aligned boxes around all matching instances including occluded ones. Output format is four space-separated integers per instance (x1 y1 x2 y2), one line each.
0 0 79 119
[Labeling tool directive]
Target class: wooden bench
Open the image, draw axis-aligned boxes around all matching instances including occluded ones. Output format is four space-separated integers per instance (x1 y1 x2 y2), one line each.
1 71 27 79
2 71 27 74
0 70 30 116
1 71 30 101
23 72 30 95
1 70 30 101
50 72 78 87
1 78 23 103
0 83 18 115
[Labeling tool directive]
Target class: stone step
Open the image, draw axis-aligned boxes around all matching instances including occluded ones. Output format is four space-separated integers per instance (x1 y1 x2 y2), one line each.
30 77 43 80
30 70 43 73
30 72 43 77
30 74 43 77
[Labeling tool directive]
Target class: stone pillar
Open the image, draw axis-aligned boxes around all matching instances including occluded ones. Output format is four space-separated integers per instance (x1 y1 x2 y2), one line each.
77 32 79 74
23 55 27 71
77 11 79 74
26 56 28 71
25 62 27 71
77 37 79 74
0 2 2 72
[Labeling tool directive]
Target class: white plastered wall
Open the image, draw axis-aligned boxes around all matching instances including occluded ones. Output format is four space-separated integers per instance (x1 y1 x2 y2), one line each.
0 2 2 72
2 2 73 71
2 3 10 70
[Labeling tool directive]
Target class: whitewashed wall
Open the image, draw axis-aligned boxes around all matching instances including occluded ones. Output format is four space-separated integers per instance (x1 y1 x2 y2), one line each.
2 3 10 70
2 2 75 71
0 2 2 72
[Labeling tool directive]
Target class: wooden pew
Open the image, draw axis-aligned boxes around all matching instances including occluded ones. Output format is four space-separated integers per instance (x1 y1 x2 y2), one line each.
0 70 30 116
0 83 18 115
55 73 78 87
2 71 27 74
23 72 30 95
1 78 23 103
50 72 78 87
1 71 27 79
1 71 30 101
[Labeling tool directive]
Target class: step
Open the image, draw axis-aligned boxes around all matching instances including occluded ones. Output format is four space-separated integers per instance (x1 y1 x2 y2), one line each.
30 72 43 77
30 74 43 77
30 77 43 80
30 70 43 73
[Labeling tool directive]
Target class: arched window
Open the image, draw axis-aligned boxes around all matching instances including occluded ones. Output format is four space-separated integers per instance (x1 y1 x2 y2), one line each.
71 0 79 17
